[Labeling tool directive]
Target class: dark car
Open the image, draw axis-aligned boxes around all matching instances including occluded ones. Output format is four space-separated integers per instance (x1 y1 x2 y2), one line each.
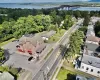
28 56 33 61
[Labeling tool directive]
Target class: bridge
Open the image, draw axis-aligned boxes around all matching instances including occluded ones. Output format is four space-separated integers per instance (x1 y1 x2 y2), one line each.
48 5 80 10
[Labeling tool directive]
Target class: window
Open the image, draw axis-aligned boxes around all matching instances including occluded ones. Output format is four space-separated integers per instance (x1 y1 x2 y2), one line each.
97 71 100 74
91 69 93 72
86 67 89 70
82 66 84 69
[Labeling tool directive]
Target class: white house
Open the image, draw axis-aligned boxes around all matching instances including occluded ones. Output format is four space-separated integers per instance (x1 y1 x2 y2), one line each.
76 75 96 80
77 19 100 77
78 54 100 77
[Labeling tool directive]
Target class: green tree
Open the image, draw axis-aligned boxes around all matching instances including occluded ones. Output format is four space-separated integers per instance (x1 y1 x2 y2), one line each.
63 15 74 30
83 15 90 26
94 21 100 37
73 10 81 19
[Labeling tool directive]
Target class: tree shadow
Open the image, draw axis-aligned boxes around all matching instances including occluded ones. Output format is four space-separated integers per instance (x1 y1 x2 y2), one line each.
65 73 76 80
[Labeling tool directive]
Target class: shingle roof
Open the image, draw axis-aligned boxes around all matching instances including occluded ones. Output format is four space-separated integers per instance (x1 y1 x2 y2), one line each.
36 44 46 53
86 36 100 42
84 42 100 57
19 34 43 46
0 72 14 80
76 75 96 80
86 43 100 52
86 25 95 37
82 54 100 68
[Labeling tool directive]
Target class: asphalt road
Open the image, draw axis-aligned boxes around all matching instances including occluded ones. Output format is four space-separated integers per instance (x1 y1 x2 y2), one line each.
32 19 83 80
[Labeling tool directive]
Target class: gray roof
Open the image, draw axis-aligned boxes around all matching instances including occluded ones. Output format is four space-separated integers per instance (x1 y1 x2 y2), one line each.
82 54 100 68
76 75 96 80
86 25 95 37
42 30 56 38
19 34 43 46
86 43 100 52
36 44 46 53
0 72 14 80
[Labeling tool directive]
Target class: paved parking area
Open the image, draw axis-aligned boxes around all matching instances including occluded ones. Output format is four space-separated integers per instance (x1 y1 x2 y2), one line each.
3 41 54 74
2 41 18 54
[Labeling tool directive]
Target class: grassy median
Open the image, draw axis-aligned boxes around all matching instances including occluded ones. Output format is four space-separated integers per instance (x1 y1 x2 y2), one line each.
47 29 66 43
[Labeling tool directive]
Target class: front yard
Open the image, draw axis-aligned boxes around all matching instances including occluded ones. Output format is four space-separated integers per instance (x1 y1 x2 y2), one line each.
56 67 76 80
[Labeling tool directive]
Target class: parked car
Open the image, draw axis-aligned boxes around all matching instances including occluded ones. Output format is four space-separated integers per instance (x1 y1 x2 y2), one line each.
28 56 33 61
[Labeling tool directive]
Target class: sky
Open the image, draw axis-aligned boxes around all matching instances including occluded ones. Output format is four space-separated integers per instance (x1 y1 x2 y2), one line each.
0 0 91 3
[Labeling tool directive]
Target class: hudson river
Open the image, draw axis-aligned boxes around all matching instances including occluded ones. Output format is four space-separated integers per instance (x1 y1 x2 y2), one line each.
0 3 100 11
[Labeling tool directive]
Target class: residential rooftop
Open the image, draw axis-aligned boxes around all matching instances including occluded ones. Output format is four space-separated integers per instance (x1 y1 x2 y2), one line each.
0 72 14 80
86 36 100 43
85 43 100 52
19 33 43 46
76 75 96 80
86 25 95 37
82 54 100 68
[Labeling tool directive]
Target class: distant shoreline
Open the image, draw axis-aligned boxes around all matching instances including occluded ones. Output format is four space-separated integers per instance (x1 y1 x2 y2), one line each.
0 2 100 10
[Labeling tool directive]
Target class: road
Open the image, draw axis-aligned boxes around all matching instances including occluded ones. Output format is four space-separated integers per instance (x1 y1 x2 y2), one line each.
32 19 83 80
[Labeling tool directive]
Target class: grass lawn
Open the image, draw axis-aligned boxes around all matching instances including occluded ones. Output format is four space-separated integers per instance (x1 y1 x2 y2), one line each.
56 67 76 80
47 29 66 43
0 38 16 47
63 60 74 68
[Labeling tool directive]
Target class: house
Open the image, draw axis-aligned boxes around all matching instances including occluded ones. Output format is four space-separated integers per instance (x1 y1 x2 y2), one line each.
42 30 56 40
77 22 100 77
79 54 100 77
76 75 96 80
86 25 95 37
0 72 14 80
16 34 46 55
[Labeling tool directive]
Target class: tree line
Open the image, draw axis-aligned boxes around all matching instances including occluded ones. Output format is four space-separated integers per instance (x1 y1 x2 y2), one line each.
0 7 98 24
65 25 88 60
94 21 100 37
0 14 74 42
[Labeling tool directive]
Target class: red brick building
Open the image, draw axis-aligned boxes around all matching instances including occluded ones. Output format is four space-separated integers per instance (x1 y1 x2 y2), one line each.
16 34 45 55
